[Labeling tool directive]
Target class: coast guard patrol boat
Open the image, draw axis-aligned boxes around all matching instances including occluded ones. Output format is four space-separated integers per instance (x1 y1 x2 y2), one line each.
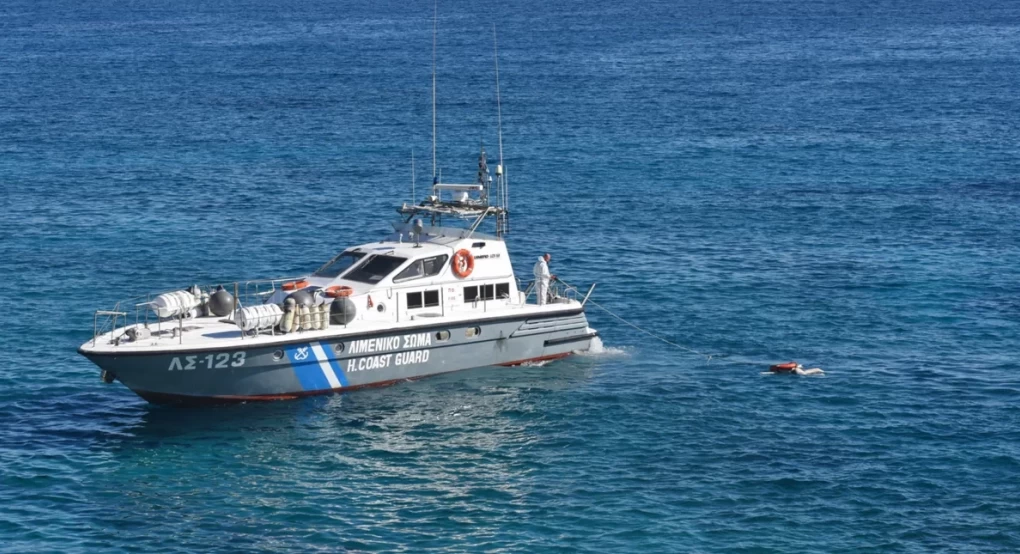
78 146 598 404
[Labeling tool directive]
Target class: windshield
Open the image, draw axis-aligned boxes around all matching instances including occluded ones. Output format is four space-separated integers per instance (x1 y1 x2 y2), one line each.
344 255 407 284
314 251 366 278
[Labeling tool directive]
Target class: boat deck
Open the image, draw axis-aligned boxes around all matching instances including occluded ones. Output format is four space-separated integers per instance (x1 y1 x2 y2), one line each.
82 300 584 355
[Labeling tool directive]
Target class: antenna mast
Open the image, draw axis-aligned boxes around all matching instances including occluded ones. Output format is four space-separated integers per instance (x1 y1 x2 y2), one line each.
431 1 438 181
493 24 509 235
493 25 505 180
411 148 416 202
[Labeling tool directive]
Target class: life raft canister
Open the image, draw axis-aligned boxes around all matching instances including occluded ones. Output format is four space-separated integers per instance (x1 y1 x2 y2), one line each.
452 249 474 278
324 285 354 298
769 362 799 373
282 279 309 291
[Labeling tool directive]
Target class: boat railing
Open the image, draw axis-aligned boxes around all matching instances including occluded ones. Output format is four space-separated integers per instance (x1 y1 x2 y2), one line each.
241 276 307 305
516 278 582 305
90 277 306 345
92 306 127 346
552 280 578 303
91 276 597 345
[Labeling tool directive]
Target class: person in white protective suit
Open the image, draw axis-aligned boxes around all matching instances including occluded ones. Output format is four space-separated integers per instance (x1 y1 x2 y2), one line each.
533 253 556 306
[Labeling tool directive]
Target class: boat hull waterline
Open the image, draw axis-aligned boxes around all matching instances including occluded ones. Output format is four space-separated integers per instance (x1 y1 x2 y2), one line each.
81 309 596 404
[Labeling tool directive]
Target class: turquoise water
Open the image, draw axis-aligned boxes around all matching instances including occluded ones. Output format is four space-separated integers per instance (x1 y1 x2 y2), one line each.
3 0 1020 551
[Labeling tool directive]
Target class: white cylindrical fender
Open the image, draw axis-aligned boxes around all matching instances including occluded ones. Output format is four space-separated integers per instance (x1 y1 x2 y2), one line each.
310 305 321 330
153 290 199 319
298 305 311 331
319 304 330 329
234 303 284 332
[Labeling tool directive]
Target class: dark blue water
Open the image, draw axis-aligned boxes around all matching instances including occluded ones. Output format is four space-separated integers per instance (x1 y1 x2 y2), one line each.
3 0 1020 551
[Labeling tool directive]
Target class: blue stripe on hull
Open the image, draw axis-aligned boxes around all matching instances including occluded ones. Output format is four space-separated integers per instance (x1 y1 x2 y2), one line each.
286 344 331 391
324 350 349 387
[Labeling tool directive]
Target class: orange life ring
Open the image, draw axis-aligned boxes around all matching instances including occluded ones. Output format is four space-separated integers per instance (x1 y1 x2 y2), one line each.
282 279 309 291
770 362 799 372
325 285 354 298
452 249 474 278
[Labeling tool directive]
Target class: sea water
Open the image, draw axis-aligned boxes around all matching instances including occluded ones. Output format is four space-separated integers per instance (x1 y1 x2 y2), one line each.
2 0 1019 551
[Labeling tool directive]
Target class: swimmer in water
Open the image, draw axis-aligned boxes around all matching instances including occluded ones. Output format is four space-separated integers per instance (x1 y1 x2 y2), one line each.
769 362 824 376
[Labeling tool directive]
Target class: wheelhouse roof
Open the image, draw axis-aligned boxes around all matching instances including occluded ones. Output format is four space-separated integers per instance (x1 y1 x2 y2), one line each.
388 221 501 242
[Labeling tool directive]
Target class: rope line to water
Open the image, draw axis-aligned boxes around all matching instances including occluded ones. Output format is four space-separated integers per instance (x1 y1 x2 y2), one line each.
558 280 716 364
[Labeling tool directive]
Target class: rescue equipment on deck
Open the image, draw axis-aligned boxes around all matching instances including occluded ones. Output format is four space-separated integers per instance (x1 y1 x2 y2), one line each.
325 285 354 298
282 279 309 291
196 287 210 317
329 297 357 325
286 289 315 308
452 249 474 278
152 291 200 319
235 304 284 332
281 298 296 333
207 286 235 317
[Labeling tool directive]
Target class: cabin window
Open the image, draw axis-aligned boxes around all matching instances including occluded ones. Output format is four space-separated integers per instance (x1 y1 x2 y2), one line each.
313 251 366 278
472 242 486 248
496 283 510 299
464 286 479 302
345 255 407 284
424 290 440 308
407 291 423 309
406 290 439 309
481 284 495 301
395 261 424 282
395 254 448 282
422 255 448 277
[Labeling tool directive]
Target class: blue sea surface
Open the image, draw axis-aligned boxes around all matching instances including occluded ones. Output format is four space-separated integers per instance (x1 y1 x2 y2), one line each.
2 0 1020 551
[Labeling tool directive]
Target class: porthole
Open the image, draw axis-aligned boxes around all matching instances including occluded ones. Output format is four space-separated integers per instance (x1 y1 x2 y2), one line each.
466 326 481 338
333 343 344 353
377 303 386 313
436 330 451 341
273 350 284 361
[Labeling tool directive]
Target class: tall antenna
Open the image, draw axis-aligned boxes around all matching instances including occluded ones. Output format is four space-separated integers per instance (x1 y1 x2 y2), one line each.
493 24 509 233
493 25 505 178
411 148 416 201
431 0 438 180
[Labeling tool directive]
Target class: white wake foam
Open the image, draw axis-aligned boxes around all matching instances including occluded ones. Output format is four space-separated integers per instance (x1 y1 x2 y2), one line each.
519 359 553 367
574 335 629 357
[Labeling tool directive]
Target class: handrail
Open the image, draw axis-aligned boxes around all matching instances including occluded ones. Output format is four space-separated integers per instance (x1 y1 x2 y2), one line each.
89 276 599 345
522 280 535 300
88 276 348 345
93 309 127 346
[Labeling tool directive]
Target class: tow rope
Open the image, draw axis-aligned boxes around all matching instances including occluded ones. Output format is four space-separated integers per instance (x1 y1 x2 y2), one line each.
558 279 812 371
557 279 716 364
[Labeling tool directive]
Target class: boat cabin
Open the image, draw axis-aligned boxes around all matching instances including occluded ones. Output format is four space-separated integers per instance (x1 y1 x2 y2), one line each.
266 225 521 327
